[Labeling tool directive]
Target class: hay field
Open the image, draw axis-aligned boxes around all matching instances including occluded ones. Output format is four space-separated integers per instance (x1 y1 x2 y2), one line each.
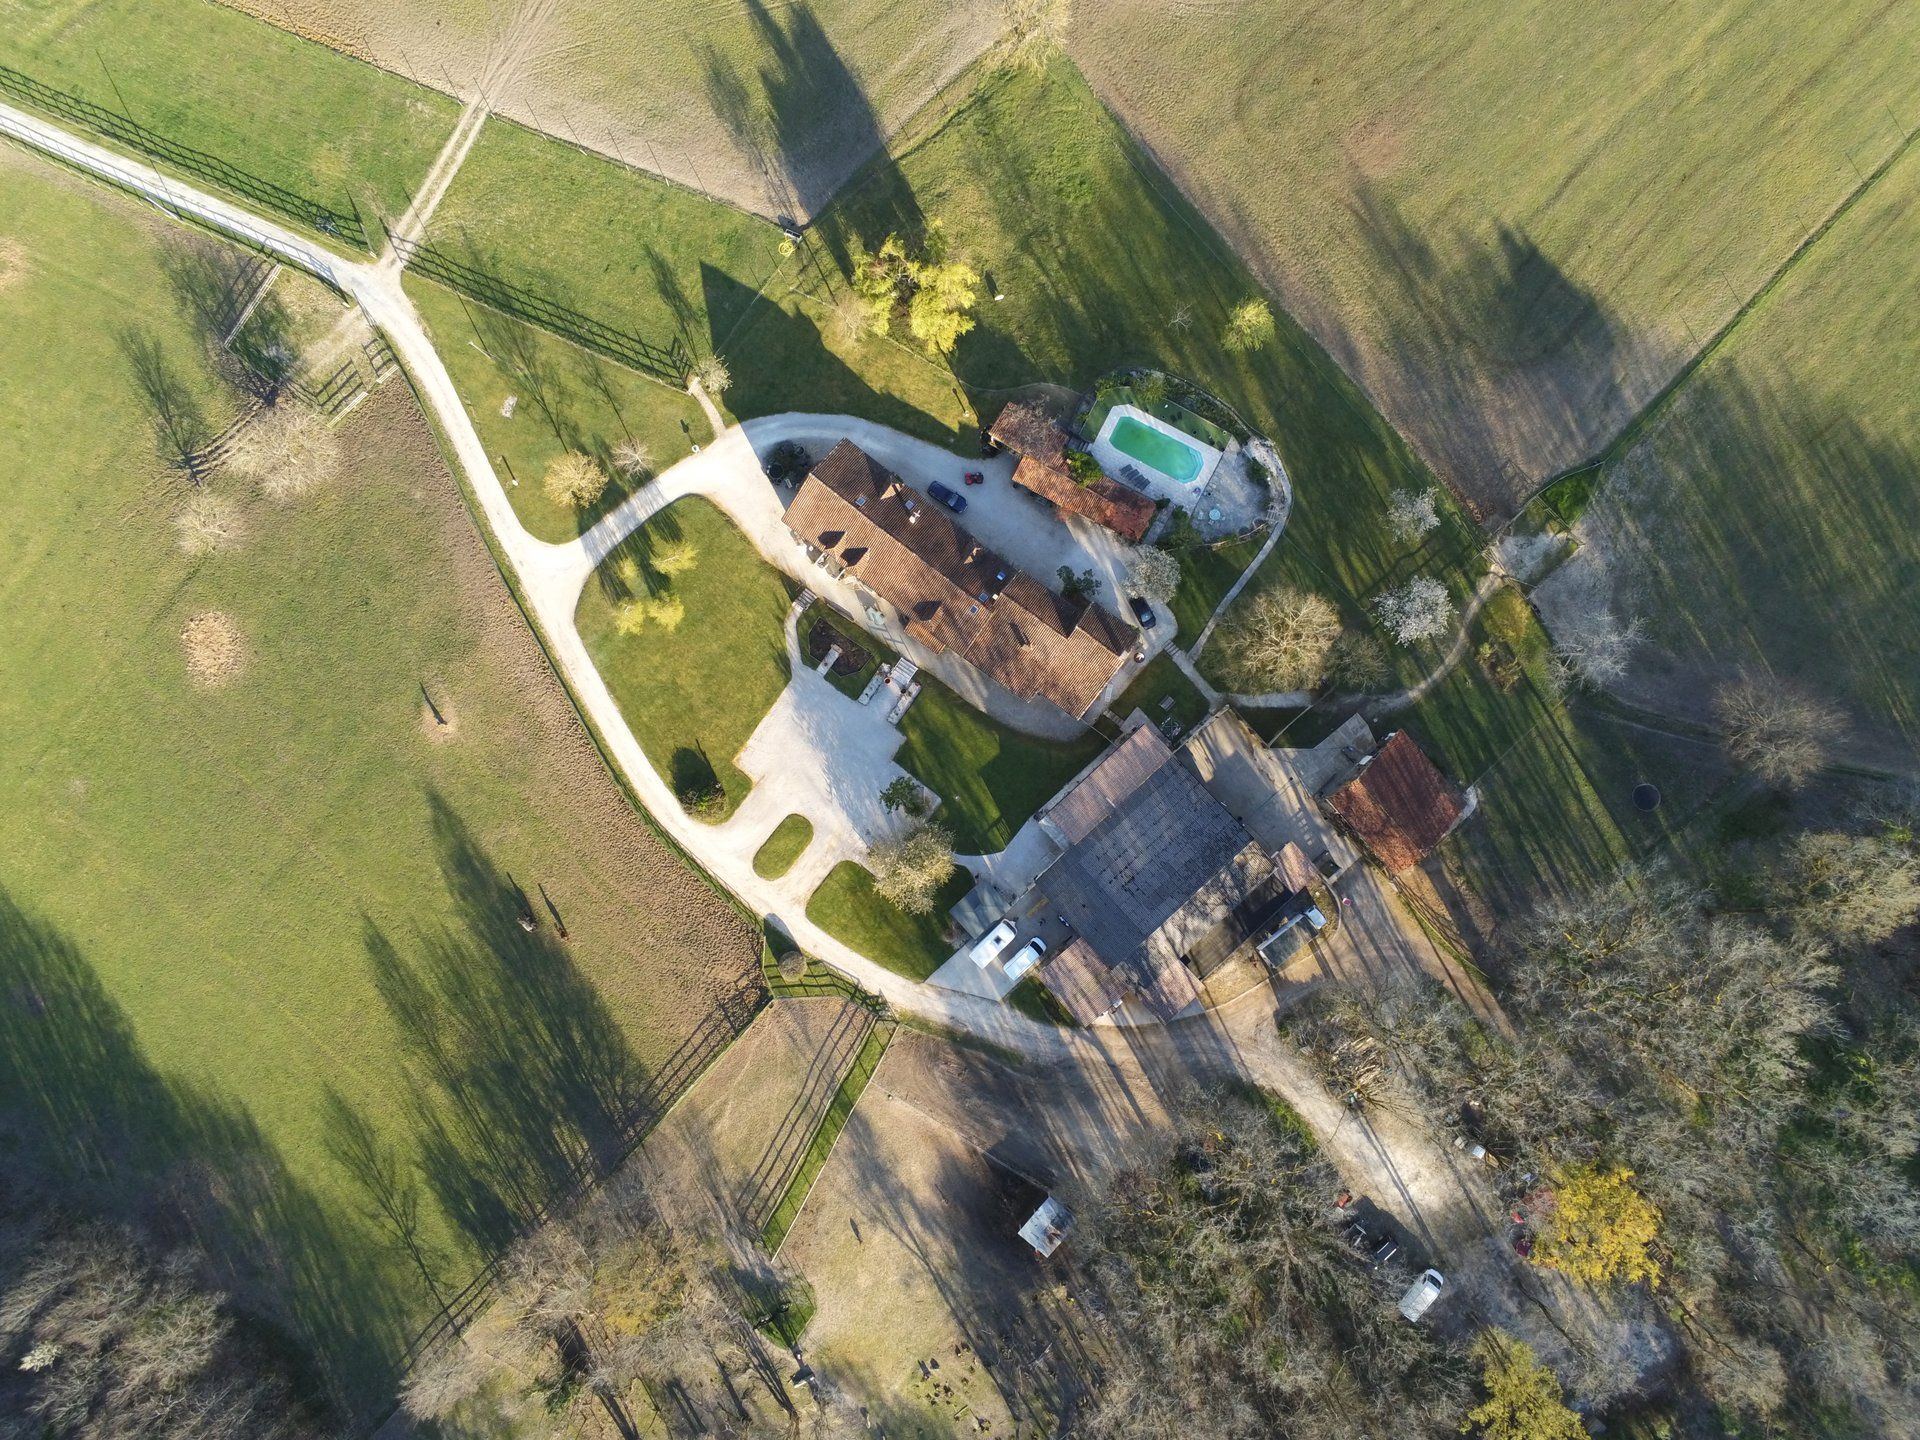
222 0 1006 217
0 148 756 1416
1540 146 1920 765
1070 0 1920 515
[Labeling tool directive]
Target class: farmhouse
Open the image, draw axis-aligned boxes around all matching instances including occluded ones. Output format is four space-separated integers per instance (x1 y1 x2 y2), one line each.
785 440 1137 719
1015 723 1322 1023
1323 730 1467 873
989 400 1157 542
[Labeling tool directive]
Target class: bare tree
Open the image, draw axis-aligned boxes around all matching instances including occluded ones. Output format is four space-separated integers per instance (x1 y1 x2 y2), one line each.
1124 545 1181 605
1325 630 1389 691
1547 605 1644 692
1714 675 1842 787
690 353 732 397
611 439 656 482
542 451 610 510
868 820 956 914
1385 487 1441 543
1216 586 1341 692
1371 576 1455 645
174 490 244 555
222 402 339 499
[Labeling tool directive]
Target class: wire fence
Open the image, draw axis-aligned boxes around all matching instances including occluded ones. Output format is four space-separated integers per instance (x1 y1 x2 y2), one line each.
390 233 692 383
0 63 371 250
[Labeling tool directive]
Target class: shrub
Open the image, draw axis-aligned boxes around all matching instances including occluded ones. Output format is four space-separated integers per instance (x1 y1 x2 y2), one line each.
1063 447 1104 486
542 450 609 509
776 951 809 983
1131 371 1169 408
1223 297 1276 353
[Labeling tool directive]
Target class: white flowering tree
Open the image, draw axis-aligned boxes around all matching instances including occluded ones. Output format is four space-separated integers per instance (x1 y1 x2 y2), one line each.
1386 487 1441 544
1372 576 1455 645
1125 545 1182 604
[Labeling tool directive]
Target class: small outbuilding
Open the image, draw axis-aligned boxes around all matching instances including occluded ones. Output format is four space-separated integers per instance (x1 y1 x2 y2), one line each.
1019 1196 1073 1258
1323 731 1467 873
990 401 1156 542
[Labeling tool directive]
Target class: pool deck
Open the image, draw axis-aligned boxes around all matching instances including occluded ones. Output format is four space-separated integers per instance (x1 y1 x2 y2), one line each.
1090 403 1224 508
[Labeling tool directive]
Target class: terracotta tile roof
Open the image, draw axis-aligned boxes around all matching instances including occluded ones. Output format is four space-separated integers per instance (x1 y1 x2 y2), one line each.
1324 731 1466 872
784 441 1135 718
1039 938 1131 1025
1274 841 1317 893
1009 456 1156 542
1042 724 1173 844
989 401 1070 470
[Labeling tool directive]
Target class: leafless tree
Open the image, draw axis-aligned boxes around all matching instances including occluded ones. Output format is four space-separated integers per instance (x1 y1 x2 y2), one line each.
1714 675 1843 787
611 439 656 482
222 402 339 499
868 821 956 914
1371 576 1455 645
542 450 610 510
1216 586 1341 692
1546 606 1644 692
1325 630 1389 691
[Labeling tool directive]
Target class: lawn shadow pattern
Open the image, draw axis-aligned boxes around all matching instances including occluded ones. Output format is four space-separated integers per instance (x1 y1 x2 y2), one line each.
0 885 411 1423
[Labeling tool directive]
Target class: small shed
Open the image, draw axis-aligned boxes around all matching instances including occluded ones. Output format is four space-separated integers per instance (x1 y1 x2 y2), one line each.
1323 731 1467 873
1019 1196 1073 1258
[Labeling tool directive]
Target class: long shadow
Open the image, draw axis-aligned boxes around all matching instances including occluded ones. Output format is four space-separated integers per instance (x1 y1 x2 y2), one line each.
0 885 410 1424
117 325 214 473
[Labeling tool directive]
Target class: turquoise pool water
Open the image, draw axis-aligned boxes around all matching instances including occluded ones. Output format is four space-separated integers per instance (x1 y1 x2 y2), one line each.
1109 414 1204 483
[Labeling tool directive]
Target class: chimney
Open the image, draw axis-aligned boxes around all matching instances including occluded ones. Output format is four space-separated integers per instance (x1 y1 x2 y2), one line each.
1011 622 1031 650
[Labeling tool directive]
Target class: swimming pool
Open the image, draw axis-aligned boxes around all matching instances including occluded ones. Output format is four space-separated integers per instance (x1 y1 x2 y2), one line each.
1090 404 1222 492
1109 415 1205 483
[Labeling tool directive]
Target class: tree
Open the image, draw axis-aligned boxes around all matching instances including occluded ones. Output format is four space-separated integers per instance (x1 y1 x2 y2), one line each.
611 439 654 481
868 821 956 914
615 593 685 635
1714 675 1841 788
1057 565 1100 602
1464 1331 1587 1440
650 536 700 577
1372 575 1455 645
223 400 339 499
1131 370 1169 408
905 251 981 355
846 223 981 356
1386 486 1441 543
776 950 809 982
543 450 609 509
1216 586 1342 692
879 776 926 814
1063 448 1104 486
1548 606 1644 692
1531 1164 1662 1286
690 352 731 396
1325 629 1389 691
1781 828 1920 946
1125 545 1181 604
1223 297 1276 353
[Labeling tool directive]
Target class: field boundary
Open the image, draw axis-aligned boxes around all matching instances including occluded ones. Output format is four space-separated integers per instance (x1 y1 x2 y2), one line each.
0 62 371 249
762 1019 896 1256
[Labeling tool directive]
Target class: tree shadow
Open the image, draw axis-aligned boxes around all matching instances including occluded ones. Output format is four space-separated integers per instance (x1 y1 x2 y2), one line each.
362 793 650 1255
0 885 411 1423
117 326 214 474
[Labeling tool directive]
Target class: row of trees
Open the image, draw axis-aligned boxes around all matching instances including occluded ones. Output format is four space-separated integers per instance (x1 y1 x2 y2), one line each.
1284 790 1920 1431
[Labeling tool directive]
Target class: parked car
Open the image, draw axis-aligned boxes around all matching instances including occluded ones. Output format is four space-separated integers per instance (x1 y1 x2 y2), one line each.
1004 937 1048 982
969 919 1017 968
1398 1269 1446 1322
1127 595 1158 629
927 480 967 513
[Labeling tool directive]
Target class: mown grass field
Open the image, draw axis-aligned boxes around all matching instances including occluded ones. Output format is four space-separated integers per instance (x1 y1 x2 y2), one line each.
806 863 973 982
228 0 1004 220
408 279 707 540
1552 144 1920 758
754 814 815 880
0 0 455 227
0 152 757 1416
1071 0 1920 513
575 497 794 821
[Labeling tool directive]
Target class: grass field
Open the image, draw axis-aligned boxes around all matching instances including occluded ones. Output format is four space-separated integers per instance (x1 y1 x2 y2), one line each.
230 0 1004 221
1111 653 1209 735
806 863 972 982
1071 0 1920 514
0 151 757 1416
408 279 706 540
575 497 793 822
1162 513 1265 646
894 678 1105 855
0 0 456 229
761 1019 892 1253
754 814 815 880
1545 145 1920 758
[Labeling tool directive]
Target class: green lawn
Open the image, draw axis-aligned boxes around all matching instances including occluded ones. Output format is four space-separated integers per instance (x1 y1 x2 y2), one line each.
408 279 707 541
1111 652 1209 734
805 864 973 982
761 1018 894 1254
427 116 787 364
1564 143 1920 751
1070 0 1920 509
754 815 815 880
1161 512 1266 646
0 151 756 1417
0 0 456 234
575 497 794 822
894 678 1106 855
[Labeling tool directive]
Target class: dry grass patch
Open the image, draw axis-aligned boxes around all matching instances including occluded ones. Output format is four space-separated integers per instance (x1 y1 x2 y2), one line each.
180 610 245 686
173 489 246 555
222 403 341 499
0 237 26 292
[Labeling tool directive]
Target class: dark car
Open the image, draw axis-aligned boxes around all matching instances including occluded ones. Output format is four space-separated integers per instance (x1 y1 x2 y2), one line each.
1128 595 1158 629
927 480 967 513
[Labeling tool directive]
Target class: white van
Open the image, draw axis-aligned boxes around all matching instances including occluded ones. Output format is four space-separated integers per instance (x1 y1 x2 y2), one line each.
1003 937 1048 982
1398 1269 1445 1322
969 919 1017 967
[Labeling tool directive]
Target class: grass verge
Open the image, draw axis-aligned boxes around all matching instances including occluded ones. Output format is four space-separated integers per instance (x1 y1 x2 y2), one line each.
805 864 973 982
754 815 815 880
762 1020 894 1254
1110 652 1209 734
